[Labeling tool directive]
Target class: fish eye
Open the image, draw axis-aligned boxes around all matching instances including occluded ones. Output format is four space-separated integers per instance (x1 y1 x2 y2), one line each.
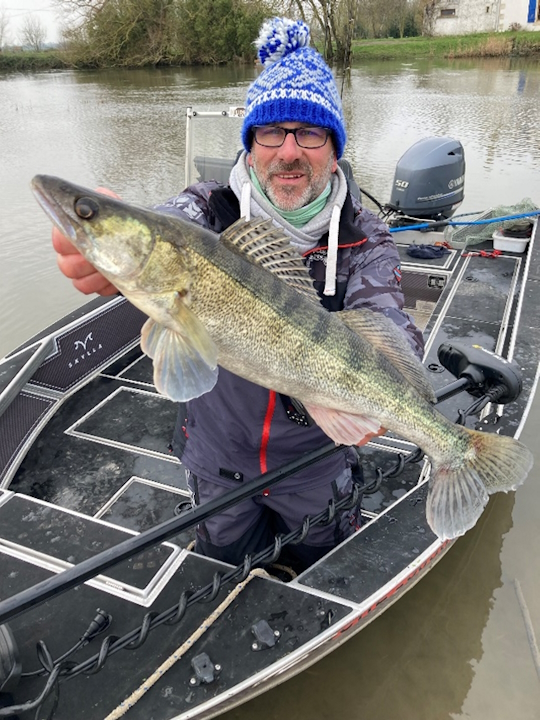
75 197 99 220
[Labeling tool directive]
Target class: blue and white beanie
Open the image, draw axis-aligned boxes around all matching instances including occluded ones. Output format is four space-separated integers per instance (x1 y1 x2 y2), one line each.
241 17 347 159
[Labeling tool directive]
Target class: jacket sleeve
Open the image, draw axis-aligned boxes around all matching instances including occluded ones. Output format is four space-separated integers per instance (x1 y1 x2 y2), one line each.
344 205 425 359
152 181 222 229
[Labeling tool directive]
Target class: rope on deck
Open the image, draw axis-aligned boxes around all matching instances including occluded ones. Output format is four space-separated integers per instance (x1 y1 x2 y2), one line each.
103 567 269 720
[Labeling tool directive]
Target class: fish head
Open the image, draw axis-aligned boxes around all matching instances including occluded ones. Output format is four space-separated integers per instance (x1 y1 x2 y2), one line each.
32 175 157 282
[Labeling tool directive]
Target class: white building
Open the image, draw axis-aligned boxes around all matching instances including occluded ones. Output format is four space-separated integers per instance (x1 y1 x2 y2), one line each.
428 0 540 35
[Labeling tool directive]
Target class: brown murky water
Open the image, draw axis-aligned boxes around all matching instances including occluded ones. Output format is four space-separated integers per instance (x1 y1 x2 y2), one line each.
1 57 540 719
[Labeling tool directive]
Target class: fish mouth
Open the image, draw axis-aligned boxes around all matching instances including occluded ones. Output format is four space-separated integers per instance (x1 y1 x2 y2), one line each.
31 177 79 245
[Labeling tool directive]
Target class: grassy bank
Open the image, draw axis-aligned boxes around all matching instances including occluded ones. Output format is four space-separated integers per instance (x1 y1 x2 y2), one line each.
2 31 539 71
351 31 540 60
0 50 69 71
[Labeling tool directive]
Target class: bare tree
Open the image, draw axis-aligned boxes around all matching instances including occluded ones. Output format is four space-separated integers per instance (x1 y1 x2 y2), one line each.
422 0 441 36
284 0 357 63
20 14 47 50
0 5 10 49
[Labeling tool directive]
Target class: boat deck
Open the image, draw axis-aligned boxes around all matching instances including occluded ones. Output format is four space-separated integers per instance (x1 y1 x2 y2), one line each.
0 226 539 720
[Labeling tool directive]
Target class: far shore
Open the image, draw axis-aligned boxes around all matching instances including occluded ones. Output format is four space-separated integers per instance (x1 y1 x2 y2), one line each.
1 30 539 72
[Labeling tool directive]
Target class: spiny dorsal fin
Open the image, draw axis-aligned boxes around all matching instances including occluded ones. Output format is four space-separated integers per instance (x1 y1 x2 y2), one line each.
338 308 436 403
220 218 321 305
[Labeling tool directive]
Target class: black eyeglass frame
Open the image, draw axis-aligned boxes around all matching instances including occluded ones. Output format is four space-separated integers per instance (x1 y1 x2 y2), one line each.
252 125 332 149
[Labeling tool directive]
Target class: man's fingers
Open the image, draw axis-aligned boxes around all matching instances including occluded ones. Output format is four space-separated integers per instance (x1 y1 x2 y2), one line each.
56 253 118 295
95 186 120 199
56 251 96 280
51 226 77 255
72 273 118 296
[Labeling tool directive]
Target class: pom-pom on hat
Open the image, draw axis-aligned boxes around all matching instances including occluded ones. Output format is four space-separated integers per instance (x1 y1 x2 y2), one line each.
241 17 347 159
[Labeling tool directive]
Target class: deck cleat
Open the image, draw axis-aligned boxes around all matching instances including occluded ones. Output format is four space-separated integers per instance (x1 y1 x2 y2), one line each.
190 652 220 686
251 619 280 651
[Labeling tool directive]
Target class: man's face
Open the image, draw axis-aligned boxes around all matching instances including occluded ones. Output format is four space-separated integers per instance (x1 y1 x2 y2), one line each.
248 122 338 212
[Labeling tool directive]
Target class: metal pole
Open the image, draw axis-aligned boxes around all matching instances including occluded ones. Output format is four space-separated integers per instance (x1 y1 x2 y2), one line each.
184 106 193 188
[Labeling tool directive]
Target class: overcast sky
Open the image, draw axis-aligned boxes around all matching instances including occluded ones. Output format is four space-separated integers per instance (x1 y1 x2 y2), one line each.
3 1 63 45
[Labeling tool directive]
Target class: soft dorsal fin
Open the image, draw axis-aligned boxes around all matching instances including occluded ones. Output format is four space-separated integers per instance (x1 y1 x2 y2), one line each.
338 308 436 403
220 218 321 305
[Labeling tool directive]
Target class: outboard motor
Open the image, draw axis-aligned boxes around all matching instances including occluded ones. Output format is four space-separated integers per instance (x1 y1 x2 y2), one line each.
387 137 465 224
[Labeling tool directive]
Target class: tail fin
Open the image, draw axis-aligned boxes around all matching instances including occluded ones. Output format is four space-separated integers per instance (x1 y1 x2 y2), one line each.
426 430 533 541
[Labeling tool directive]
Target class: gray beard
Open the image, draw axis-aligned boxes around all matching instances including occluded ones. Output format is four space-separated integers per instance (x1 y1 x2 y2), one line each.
251 153 335 212
228 152 348 254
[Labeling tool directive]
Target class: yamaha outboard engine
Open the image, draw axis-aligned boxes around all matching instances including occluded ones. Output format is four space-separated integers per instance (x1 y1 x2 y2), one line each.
387 137 465 224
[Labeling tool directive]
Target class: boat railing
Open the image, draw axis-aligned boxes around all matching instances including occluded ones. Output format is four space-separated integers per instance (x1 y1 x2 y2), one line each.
0 336 56 420
185 106 244 187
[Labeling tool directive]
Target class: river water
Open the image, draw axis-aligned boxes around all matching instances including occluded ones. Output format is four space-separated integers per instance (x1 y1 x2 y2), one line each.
1 57 540 719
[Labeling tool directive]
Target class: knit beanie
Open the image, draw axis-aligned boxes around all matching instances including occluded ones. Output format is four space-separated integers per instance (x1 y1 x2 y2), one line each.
241 17 347 159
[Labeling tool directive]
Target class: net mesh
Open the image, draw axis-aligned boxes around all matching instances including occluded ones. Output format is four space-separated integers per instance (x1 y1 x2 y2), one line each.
443 198 538 249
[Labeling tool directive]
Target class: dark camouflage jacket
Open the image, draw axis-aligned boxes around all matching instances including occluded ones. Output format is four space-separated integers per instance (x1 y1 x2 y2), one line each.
156 181 424 493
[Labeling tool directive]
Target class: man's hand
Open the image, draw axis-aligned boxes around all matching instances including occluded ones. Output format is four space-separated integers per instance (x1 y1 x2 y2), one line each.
52 186 120 296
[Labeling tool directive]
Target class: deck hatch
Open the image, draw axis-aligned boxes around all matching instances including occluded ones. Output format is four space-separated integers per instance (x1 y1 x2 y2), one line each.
66 386 178 460
299 483 435 602
95 477 194 546
0 494 183 606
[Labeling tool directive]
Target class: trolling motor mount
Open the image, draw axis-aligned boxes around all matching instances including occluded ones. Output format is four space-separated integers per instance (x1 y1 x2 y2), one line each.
0 624 21 696
437 343 522 404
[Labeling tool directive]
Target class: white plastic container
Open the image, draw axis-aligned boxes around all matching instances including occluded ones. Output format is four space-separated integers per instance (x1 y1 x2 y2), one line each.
492 229 530 253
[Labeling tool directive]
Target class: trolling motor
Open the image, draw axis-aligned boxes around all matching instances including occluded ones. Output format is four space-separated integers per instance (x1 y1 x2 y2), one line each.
437 343 522 404
0 624 21 704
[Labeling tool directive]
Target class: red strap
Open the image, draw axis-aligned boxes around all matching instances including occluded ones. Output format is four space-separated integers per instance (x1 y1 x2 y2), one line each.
302 237 368 257
260 390 277 474
462 249 502 258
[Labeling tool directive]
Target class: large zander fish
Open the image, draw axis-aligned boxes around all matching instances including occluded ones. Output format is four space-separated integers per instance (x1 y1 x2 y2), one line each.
32 175 533 541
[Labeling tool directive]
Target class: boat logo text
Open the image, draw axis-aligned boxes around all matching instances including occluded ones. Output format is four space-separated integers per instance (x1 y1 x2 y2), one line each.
69 332 103 368
74 333 93 351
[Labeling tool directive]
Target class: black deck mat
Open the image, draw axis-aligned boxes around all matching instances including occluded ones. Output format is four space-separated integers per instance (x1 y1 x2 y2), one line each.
3 552 352 720
29 300 146 393
0 392 54 483
9 376 186 514
299 483 436 603
0 494 175 591
116 353 155 384
72 385 178 455
98 478 195 546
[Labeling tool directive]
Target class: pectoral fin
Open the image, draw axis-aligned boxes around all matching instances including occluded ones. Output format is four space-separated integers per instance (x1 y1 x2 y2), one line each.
304 402 384 447
141 317 218 402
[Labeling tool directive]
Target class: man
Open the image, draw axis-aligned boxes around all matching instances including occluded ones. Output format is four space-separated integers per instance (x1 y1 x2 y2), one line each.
53 17 423 574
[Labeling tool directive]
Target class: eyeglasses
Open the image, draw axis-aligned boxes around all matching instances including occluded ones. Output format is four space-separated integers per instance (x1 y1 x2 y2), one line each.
253 125 331 149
